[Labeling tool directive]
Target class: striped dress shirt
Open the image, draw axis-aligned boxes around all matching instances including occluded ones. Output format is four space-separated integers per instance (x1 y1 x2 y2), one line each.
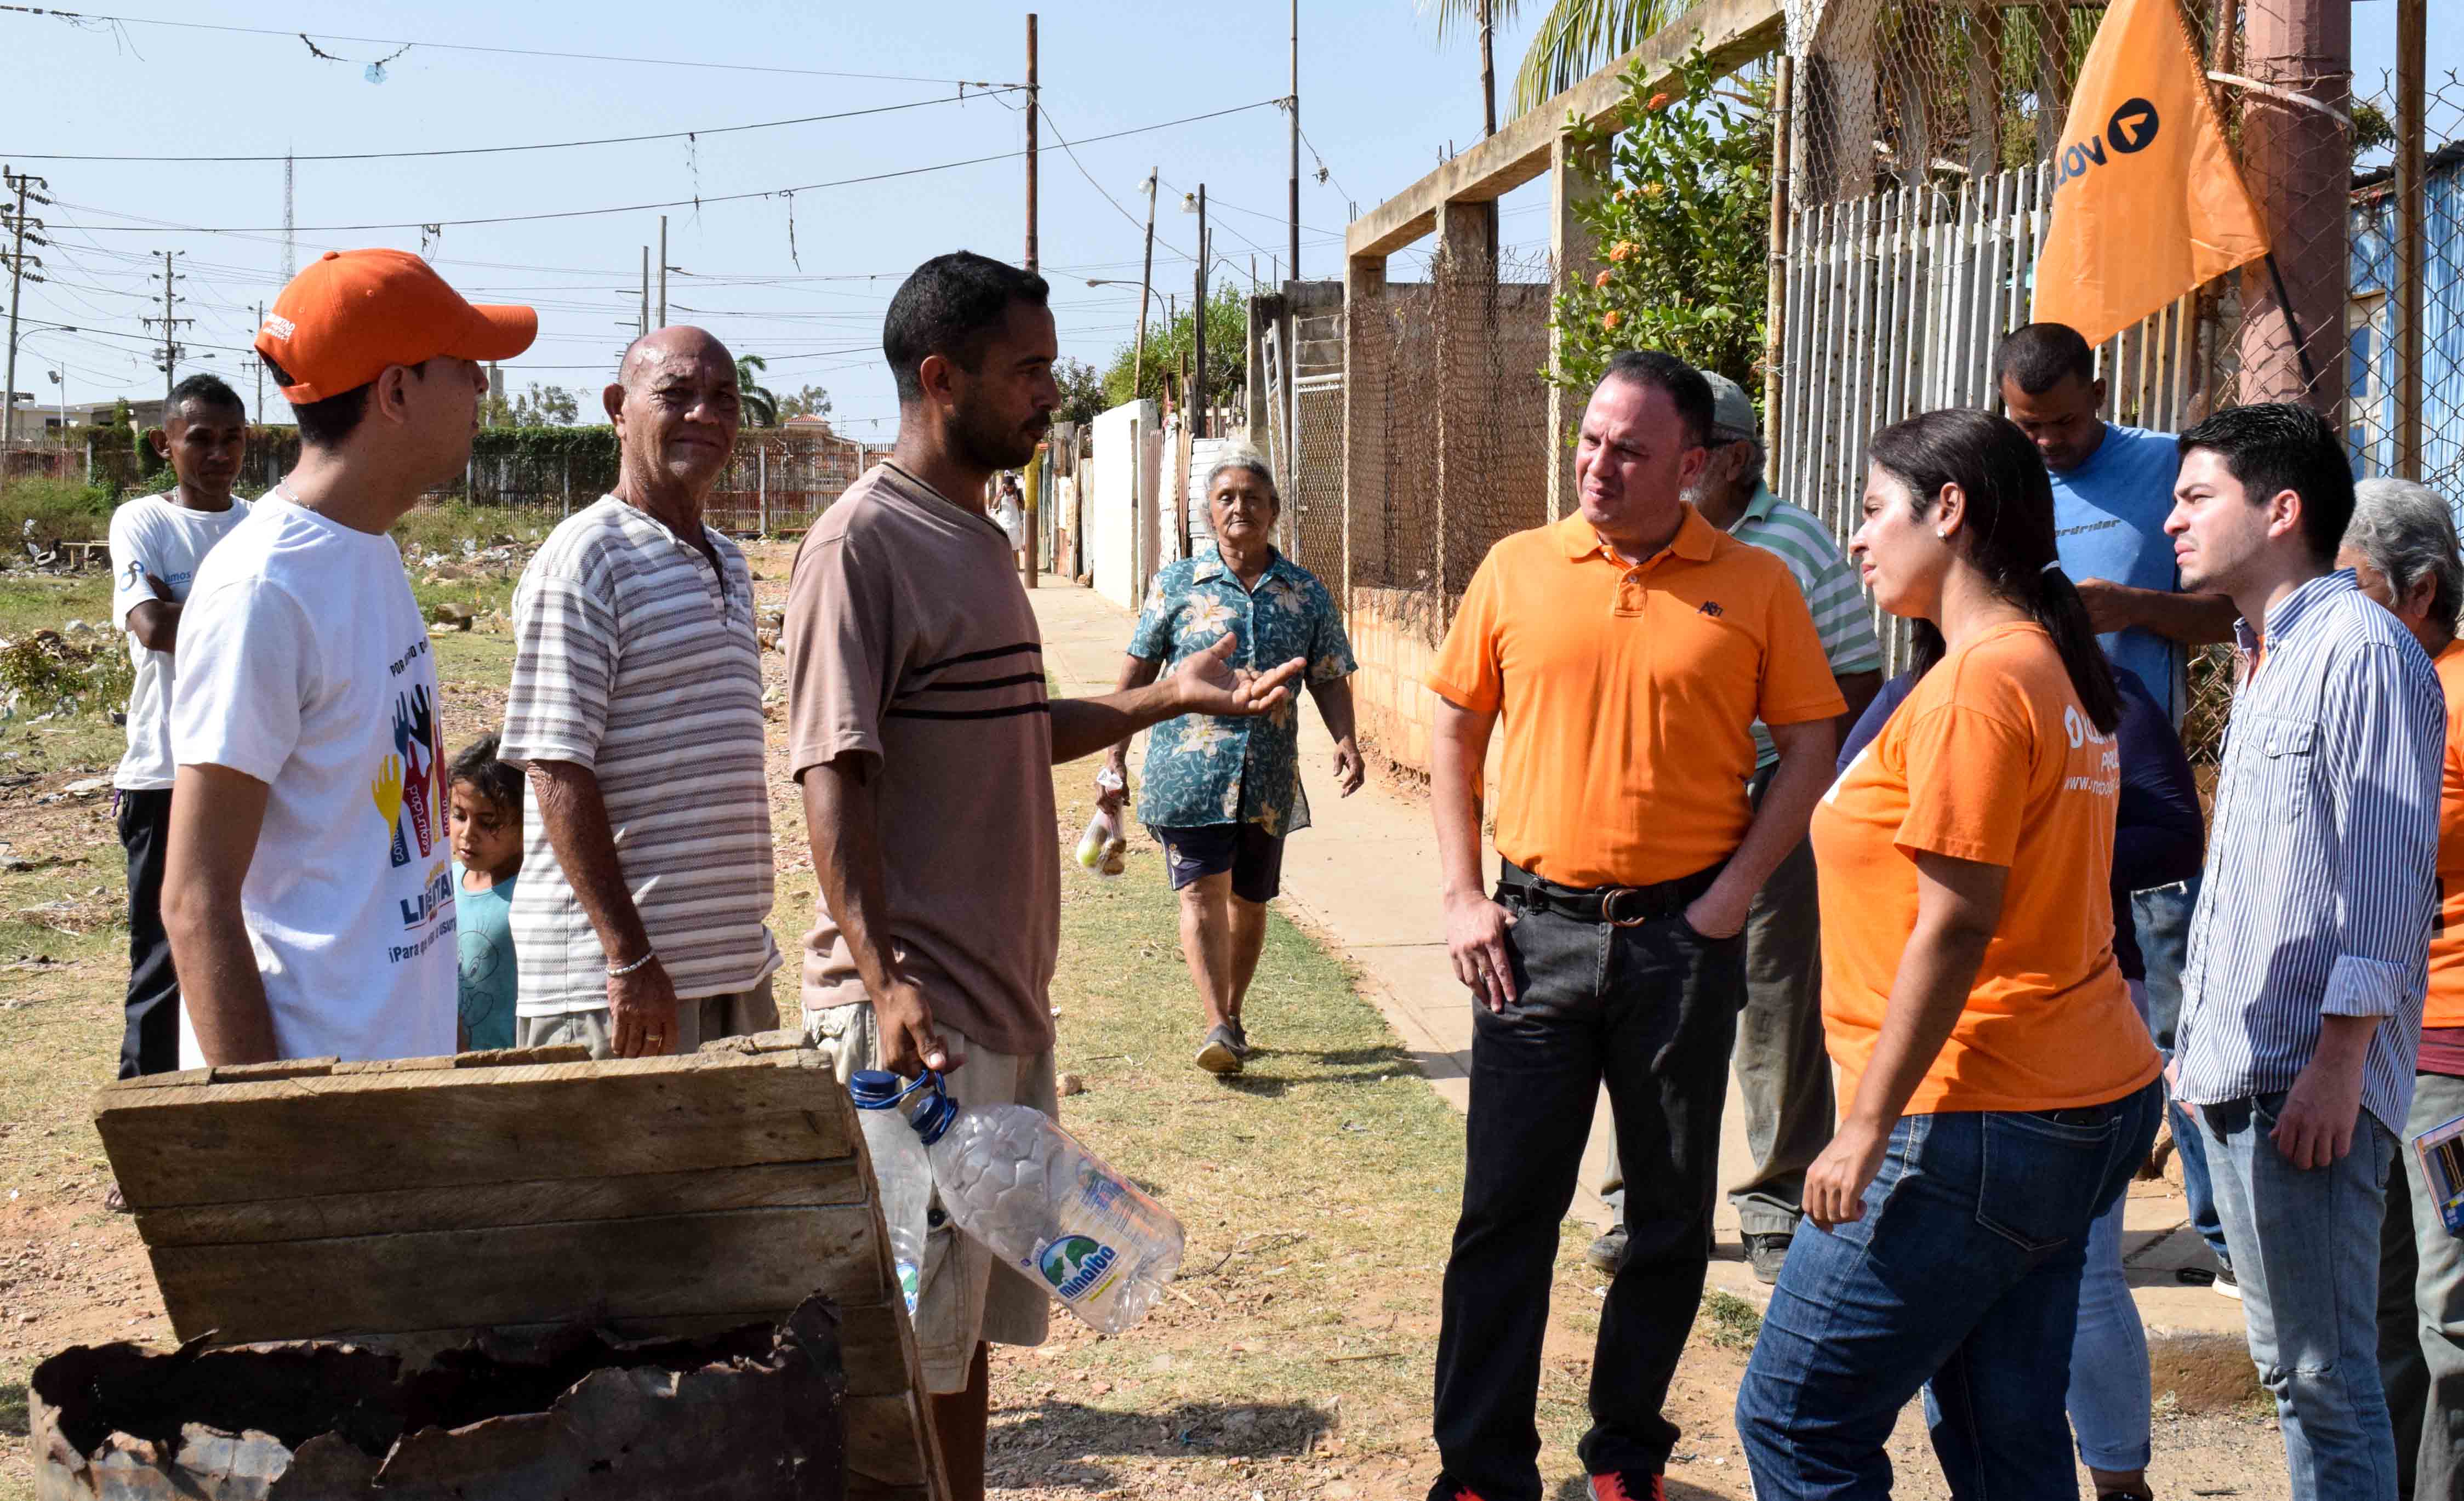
500 496 781 1015
1728 483 1881 769
2175 569 2444 1135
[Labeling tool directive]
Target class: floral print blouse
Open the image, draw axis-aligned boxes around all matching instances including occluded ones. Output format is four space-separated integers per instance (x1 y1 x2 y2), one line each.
1127 549 1356 836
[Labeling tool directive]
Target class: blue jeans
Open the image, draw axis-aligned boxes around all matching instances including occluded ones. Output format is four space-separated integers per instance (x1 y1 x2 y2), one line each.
2376 1071 2464 1501
1735 1083 2162 1499
2136 878 2232 1268
2203 1092 2400 1501
2065 979 2155 1474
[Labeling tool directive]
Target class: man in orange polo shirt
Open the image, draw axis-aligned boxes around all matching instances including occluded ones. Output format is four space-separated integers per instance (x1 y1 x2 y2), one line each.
1422 351 1844 1501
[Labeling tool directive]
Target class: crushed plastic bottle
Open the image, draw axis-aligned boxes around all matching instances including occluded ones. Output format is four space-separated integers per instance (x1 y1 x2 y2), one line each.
907 1078 1183 1333
847 1070 932 1314
1076 767 1128 877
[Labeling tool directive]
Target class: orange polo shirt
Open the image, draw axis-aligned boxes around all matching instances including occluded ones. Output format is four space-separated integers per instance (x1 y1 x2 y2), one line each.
1813 621 2160 1114
2425 639 2464 1029
1426 507 1846 888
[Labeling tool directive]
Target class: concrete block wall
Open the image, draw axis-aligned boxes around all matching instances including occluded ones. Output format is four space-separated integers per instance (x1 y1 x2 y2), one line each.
1346 586 1440 779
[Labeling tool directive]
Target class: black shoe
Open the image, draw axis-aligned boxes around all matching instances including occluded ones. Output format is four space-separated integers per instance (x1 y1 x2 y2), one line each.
1227 1018 1251 1058
1584 1224 1628 1272
2214 1262 2240 1300
1195 1025 1242 1075
1743 1231 1792 1285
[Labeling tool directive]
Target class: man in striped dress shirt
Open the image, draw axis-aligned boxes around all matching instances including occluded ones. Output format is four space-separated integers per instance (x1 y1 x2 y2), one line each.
2167 403 2444 1501
1588 372 1883 1283
499 326 782 1060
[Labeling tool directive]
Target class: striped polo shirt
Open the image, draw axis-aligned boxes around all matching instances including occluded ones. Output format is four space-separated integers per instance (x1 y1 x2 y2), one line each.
2175 570 2444 1135
500 496 780 1015
1728 483 1881 768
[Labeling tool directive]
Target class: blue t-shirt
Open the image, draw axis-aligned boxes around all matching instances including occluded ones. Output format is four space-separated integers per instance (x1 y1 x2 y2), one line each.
2049 423 2184 722
453 864 518 1051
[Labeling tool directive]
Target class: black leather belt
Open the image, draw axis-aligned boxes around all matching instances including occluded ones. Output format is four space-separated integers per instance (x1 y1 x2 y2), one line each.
1495 859 1722 927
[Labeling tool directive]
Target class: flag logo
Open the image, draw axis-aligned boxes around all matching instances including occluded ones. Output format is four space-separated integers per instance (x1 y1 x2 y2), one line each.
2106 99 2159 154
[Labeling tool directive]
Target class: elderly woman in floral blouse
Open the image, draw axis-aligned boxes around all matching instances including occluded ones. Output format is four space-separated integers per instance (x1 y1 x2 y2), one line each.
1100 452 1362 1075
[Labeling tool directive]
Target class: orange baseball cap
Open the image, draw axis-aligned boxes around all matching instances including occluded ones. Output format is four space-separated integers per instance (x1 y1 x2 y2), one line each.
254 249 537 403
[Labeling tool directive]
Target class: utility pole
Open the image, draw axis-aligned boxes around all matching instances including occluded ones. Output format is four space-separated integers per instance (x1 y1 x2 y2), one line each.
1287 0 1300 284
253 301 265 423
2237 0 2349 414
1024 14 1040 275
1021 11 1040 589
1191 185 1208 438
657 215 668 329
142 250 191 410
2395 0 2426 478
638 247 649 337
1135 168 1157 403
2 164 49 449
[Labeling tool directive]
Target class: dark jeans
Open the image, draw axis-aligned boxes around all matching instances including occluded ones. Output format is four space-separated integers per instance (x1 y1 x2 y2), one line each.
115 787 180 1078
1430 868 1744 1499
1735 1082 2163 1499
2377 1071 2464 1501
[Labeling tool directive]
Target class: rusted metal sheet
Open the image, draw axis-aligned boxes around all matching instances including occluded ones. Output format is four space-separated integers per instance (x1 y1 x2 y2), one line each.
32 1296 848 1500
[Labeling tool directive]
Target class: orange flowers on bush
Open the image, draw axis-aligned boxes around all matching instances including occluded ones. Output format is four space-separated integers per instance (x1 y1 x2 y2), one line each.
1593 269 1613 289
1648 92 1673 111
1607 241 1638 263
1602 310 1624 331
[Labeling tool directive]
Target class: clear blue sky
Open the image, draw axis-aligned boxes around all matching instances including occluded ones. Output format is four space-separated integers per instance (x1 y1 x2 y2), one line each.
2 1 2450 441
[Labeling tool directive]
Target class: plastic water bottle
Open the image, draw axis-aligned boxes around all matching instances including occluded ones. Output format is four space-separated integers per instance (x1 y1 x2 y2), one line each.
906 1081 1184 1333
1076 767 1128 877
847 1071 932 1314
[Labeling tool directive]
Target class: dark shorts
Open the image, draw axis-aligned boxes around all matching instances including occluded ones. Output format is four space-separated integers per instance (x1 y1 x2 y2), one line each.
1151 822 1286 904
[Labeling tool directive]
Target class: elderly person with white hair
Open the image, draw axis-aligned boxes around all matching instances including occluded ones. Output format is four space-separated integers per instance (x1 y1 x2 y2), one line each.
1100 452 1361 1074
2346 476 2464 1501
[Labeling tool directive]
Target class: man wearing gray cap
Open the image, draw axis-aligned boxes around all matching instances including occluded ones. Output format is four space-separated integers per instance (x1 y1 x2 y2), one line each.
1587 370 1882 1283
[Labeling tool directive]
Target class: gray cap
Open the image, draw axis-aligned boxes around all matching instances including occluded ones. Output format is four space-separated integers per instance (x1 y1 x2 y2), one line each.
1701 370 1758 442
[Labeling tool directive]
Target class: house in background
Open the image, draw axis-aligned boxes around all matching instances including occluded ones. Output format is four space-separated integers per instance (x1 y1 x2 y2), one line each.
2347 140 2463 496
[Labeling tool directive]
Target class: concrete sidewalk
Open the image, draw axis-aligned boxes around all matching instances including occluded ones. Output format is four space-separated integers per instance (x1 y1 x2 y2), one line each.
1031 577 2256 1395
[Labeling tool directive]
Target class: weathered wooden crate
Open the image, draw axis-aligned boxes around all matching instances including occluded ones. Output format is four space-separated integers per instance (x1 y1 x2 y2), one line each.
90 1031 946 1501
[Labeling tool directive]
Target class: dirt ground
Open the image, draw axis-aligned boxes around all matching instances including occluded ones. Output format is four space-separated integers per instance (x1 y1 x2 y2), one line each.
0 537 2295 1500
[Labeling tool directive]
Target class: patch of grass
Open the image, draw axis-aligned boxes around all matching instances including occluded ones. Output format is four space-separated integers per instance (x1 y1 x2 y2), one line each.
0 573 112 644
1699 1288 1763 1351
392 499 556 562
0 478 116 546
0 1379 26 1439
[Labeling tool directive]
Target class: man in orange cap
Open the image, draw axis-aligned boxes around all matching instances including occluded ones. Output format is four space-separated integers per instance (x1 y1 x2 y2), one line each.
163 248 535 1066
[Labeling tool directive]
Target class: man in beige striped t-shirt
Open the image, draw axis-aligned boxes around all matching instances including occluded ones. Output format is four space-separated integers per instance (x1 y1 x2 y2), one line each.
499 326 780 1059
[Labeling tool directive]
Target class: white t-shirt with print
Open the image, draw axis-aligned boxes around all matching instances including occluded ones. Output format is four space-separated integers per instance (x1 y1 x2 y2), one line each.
107 491 250 790
169 490 456 1066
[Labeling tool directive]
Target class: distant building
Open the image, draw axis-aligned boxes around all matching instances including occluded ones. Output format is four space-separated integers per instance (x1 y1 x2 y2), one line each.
2347 140 2463 492
51 397 167 430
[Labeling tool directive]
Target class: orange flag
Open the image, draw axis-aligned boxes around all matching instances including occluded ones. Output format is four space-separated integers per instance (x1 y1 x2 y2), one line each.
2030 0 2269 345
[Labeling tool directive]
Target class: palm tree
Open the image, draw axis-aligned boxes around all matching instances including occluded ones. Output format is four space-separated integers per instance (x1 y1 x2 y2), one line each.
734 354 780 427
1422 0 1682 122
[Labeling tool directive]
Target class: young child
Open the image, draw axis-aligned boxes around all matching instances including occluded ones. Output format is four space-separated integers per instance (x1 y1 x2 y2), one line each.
448 734 524 1052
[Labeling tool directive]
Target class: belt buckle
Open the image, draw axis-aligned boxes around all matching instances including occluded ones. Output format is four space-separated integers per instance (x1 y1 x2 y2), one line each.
1602 887 1652 927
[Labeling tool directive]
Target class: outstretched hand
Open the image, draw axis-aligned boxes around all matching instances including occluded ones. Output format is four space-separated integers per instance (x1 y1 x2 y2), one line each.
1170 633 1305 719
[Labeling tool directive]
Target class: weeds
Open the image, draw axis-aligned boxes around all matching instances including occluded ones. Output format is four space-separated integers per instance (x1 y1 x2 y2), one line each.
1699 1289 1763 1351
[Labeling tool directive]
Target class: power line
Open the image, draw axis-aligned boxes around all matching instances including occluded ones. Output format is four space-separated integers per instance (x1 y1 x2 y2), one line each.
1034 102 1196 267
49 97 1291 235
0 5 1018 87
1 90 1022 163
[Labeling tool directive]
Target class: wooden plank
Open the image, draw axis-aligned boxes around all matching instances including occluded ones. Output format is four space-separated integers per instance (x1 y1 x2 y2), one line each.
133 1158 868 1247
150 1203 888 1343
847 1393 930 1488
1345 0 1784 259
209 1057 338 1082
450 1043 595 1068
98 1047 851 1208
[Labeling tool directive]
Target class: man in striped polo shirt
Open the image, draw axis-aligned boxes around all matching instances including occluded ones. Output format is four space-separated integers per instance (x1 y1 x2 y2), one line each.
1588 372 1883 1284
499 326 781 1060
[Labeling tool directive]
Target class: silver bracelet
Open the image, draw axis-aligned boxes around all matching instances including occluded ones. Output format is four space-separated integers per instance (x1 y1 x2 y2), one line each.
606 949 657 978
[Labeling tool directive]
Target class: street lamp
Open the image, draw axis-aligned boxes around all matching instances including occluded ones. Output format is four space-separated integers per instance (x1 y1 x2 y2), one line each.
1086 277 1165 313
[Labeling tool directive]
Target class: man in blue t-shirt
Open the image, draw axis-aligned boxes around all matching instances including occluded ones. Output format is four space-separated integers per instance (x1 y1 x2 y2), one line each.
1995 320 2240 1293
1995 322 2237 722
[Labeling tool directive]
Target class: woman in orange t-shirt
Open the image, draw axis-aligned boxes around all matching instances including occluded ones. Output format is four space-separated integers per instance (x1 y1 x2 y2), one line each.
1735 409 2164 1500
2341 476 2464 1498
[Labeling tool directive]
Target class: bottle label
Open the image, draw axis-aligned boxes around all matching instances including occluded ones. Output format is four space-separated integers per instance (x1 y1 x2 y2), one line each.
1035 1235 1122 1303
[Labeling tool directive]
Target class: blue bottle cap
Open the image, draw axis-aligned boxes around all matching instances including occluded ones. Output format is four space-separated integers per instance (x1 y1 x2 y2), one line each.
848 1069 904 1109
908 1089 958 1145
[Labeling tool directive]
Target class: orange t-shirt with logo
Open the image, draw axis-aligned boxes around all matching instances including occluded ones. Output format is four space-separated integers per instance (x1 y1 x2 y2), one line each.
2423 639 2464 1029
1813 620 2160 1114
1425 509 1846 889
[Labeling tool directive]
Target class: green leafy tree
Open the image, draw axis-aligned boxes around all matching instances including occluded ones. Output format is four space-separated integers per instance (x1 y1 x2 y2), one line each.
1422 0 1681 119
735 355 780 427
775 383 832 421
506 383 580 427
1053 357 1106 427
1097 286 1246 412
1550 49 1772 401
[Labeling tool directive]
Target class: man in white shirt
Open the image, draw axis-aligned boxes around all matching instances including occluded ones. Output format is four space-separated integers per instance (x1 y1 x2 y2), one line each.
164 249 535 1066
107 372 249 1077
